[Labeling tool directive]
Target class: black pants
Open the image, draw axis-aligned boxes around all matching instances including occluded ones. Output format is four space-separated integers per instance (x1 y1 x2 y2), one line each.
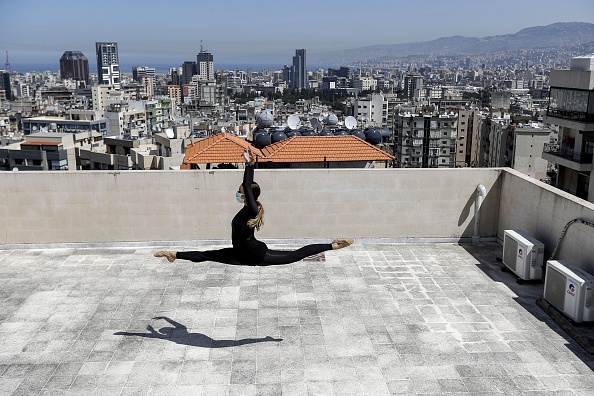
176 244 332 266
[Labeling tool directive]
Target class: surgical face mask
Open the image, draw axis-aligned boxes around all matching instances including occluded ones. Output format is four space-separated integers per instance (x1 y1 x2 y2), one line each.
236 192 244 203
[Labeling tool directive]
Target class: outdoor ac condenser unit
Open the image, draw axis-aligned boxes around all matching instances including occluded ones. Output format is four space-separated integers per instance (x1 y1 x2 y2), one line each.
502 230 545 281
544 260 594 323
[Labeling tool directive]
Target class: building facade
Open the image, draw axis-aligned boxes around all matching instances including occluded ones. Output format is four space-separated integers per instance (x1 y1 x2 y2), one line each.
291 49 306 89
542 54 594 202
95 42 120 89
196 47 214 81
59 51 89 85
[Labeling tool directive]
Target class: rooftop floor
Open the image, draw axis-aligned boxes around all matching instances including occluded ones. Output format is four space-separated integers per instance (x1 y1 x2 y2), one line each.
1 242 593 396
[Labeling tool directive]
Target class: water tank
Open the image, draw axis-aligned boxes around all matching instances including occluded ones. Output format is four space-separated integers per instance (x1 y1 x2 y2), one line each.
334 129 349 136
327 114 338 125
254 131 271 148
351 129 366 141
272 131 288 143
365 128 382 145
286 130 302 138
257 111 274 128
300 129 316 136
320 129 334 136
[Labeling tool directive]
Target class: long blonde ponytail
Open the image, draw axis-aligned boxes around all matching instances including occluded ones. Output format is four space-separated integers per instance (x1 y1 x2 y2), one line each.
247 201 264 231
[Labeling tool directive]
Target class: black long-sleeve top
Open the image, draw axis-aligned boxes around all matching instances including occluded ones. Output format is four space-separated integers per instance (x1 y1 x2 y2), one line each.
231 164 267 264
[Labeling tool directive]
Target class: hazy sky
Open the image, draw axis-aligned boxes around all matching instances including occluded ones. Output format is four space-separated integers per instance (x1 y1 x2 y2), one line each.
2 0 593 70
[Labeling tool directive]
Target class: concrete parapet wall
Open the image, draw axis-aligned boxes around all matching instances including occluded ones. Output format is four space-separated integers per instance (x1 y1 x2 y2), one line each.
498 168 594 273
0 168 502 246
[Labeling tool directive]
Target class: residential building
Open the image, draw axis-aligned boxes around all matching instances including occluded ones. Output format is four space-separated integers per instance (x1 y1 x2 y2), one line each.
95 42 120 89
395 113 458 168
456 109 480 167
542 54 594 202
0 132 76 171
354 93 387 127
403 73 423 100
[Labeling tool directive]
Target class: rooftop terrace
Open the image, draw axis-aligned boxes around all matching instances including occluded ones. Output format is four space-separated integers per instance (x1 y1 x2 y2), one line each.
1 167 594 395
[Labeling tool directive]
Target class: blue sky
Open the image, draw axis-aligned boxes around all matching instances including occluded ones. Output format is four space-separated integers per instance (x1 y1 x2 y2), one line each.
1 0 593 70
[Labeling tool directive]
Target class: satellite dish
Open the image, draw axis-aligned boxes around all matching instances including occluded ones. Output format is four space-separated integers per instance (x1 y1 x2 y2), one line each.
310 117 320 128
313 123 323 134
165 128 174 138
257 110 274 128
221 126 227 133
344 116 357 130
287 115 300 130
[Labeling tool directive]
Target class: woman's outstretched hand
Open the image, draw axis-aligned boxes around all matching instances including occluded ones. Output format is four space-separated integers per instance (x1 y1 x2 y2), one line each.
243 147 256 165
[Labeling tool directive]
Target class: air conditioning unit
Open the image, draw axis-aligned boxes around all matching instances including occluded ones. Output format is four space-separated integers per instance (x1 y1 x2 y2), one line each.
544 260 594 323
502 230 544 280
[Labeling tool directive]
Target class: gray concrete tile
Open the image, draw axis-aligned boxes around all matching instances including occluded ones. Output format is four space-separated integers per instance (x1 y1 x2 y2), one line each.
1 243 594 395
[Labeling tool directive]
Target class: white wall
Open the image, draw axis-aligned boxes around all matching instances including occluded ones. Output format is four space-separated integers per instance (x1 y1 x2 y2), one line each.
498 168 594 273
0 168 502 246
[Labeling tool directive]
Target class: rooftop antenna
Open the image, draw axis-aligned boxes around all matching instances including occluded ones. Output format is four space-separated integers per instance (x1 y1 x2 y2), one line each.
4 51 10 72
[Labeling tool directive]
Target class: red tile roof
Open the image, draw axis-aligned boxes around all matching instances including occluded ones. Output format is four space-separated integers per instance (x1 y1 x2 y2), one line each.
180 132 394 168
181 133 263 166
260 135 394 163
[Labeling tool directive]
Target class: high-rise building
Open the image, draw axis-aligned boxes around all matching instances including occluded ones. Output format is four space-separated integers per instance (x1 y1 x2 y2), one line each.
181 61 197 85
403 73 423 100
0 70 11 101
291 49 306 89
95 42 120 89
196 43 214 81
59 51 90 85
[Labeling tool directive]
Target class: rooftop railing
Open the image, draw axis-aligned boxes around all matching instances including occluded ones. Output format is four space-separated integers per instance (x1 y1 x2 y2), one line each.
543 143 593 164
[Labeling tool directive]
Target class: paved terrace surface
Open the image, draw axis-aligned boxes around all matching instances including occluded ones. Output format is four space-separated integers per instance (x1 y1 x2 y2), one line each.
1 242 593 396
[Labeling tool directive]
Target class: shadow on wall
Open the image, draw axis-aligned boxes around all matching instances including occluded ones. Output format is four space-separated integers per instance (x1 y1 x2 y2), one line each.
114 316 282 348
458 182 499 239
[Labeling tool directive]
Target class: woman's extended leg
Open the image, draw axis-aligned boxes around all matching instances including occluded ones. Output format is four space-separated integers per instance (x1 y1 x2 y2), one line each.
260 244 333 266
156 248 243 265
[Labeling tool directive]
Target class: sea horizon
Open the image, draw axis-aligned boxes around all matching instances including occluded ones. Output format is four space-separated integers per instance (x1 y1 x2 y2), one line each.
9 61 327 74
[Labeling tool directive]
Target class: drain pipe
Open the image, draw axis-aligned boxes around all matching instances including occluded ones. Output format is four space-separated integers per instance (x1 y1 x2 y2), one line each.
473 184 487 243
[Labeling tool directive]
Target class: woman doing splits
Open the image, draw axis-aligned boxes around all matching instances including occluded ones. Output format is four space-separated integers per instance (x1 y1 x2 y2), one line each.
155 147 353 266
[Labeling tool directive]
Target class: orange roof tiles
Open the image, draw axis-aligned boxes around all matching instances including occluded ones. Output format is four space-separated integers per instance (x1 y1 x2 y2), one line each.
260 135 394 163
181 132 394 167
181 133 263 165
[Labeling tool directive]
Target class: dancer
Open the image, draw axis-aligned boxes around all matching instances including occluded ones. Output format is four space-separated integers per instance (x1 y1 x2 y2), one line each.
155 147 353 266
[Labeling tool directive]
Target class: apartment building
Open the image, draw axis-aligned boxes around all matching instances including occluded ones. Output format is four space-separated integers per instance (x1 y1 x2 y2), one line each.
394 113 458 168
542 54 594 202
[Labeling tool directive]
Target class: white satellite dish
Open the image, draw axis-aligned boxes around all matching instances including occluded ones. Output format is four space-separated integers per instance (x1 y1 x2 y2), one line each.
221 126 227 133
344 116 357 130
287 115 300 130
165 128 174 138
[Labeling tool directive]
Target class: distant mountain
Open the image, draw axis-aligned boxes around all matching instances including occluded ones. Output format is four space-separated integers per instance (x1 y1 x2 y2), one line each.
310 22 594 65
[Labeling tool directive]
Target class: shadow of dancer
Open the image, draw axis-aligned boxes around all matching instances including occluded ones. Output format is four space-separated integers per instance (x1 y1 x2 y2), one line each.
114 316 282 348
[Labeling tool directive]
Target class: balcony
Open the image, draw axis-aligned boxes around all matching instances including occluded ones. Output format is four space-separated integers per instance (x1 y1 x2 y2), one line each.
1 168 594 394
542 143 593 172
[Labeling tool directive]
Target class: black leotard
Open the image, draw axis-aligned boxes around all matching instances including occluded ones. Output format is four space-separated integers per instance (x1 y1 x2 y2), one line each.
230 164 268 264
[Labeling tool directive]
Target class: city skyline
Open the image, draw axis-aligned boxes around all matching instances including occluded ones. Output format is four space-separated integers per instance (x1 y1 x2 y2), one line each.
2 0 594 71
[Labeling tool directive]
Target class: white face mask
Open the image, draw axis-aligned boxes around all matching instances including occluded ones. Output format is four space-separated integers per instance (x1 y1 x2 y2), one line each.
236 191 244 203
